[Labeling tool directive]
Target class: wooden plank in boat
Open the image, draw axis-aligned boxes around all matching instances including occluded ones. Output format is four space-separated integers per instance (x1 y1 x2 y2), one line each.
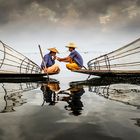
0 72 58 77
73 69 140 77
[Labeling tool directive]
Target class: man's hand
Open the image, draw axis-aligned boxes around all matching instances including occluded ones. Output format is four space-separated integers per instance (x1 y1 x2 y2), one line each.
52 55 56 60
56 57 61 62
43 67 48 73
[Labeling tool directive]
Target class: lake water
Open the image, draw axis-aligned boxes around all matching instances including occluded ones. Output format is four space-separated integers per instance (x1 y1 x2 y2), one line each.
0 72 140 140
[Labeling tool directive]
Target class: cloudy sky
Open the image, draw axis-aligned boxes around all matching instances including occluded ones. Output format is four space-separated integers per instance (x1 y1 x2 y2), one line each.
0 0 140 64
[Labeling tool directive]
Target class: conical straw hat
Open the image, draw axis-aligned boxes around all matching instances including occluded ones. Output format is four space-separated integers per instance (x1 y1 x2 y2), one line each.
66 42 77 48
48 48 59 53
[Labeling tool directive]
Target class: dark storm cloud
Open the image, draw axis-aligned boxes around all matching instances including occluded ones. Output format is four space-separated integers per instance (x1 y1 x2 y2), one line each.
0 0 71 24
0 0 33 23
0 0 134 22
0 0 140 31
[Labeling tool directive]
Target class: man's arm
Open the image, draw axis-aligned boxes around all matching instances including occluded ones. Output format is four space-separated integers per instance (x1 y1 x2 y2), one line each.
57 56 71 62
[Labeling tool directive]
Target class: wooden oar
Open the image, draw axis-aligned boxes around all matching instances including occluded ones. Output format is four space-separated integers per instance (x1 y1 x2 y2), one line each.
38 45 49 80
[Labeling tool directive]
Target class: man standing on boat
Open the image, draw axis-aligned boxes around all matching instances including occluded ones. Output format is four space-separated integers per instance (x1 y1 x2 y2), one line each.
41 48 60 74
57 43 83 71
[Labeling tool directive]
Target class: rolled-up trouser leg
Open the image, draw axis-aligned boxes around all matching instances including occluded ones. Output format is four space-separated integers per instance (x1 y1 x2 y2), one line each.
44 64 60 74
66 63 81 71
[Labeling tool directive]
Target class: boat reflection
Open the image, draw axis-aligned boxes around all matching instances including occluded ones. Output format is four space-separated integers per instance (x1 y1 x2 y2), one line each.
70 77 140 125
0 82 39 113
70 77 140 108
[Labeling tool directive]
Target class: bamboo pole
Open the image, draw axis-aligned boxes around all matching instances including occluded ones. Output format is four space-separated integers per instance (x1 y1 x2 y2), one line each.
38 45 49 80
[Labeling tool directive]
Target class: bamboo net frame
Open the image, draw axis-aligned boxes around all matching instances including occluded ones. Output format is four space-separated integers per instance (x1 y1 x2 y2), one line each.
0 41 41 74
87 38 140 71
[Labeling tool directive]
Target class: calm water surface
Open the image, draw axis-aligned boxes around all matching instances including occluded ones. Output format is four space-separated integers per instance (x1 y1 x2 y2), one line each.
0 73 140 140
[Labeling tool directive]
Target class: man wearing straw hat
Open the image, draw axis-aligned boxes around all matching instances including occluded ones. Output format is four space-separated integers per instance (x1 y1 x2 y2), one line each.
57 43 83 71
41 48 60 74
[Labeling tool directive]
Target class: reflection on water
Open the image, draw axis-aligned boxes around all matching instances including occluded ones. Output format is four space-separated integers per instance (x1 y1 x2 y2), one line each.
58 86 85 116
131 118 140 127
0 79 85 116
70 77 140 108
0 82 39 113
40 82 85 116
1 77 140 116
70 76 140 127
0 77 140 140
88 83 140 109
41 82 60 106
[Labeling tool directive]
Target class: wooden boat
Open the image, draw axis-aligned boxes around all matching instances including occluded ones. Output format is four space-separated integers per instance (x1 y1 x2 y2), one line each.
74 38 140 77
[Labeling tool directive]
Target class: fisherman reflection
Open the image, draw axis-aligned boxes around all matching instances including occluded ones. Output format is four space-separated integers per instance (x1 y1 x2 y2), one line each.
135 119 140 127
1 91 26 113
41 82 60 106
131 118 140 127
59 86 85 116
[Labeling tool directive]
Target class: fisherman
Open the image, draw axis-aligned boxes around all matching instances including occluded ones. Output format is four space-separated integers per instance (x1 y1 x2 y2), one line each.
41 48 60 74
57 43 83 71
